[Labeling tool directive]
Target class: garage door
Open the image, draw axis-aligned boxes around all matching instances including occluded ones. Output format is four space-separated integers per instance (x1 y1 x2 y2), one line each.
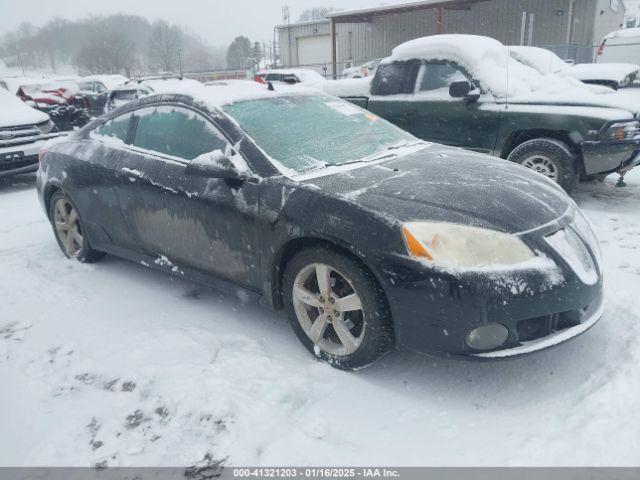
297 35 332 75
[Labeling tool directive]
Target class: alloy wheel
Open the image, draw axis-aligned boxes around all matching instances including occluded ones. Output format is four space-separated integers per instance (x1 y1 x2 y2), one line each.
292 263 366 357
53 197 84 258
521 154 559 181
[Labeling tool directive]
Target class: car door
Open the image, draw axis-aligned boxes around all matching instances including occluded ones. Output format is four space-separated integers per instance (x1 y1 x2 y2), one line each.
115 104 262 289
72 112 140 251
368 61 500 154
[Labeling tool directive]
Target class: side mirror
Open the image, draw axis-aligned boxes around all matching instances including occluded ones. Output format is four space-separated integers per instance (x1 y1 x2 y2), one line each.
185 151 246 181
449 81 473 98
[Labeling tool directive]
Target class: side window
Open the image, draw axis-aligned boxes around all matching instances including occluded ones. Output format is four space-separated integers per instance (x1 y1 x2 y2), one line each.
131 105 229 160
95 82 106 94
370 60 421 96
91 113 132 144
417 62 471 98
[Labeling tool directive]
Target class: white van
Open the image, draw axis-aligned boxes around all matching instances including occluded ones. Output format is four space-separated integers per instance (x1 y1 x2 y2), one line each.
597 27 640 64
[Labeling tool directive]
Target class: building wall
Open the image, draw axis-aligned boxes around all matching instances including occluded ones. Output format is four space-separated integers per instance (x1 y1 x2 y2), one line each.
591 0 626 44
276 0 626 73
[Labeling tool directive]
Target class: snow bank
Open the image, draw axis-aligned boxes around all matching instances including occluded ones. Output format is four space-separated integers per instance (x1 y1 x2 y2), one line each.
0 87 49 128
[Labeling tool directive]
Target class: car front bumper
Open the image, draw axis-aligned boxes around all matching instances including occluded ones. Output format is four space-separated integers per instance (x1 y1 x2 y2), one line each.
371 213 603 358
581 138 640 176
0 134 61 178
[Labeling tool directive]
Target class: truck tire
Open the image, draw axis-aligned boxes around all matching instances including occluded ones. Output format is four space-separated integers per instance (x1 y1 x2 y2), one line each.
507 138 579 193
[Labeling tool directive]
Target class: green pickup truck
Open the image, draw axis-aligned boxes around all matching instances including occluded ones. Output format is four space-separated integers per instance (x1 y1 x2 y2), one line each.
326 35 640 192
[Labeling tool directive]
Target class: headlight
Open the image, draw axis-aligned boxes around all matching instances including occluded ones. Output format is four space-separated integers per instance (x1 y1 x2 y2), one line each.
602 121 640 141
402 222 535 268
36 119 56 134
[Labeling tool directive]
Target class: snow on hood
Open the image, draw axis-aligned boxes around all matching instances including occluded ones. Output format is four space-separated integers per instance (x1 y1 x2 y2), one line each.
565 63 639 84
323 77 373 97
389 35 640 114
0 88 49 128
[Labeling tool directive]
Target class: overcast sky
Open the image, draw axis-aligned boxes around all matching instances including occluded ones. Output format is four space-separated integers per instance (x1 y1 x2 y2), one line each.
0 0 391 47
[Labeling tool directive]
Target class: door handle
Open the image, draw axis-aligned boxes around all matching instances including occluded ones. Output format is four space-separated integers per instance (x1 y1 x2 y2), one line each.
405 110 419 117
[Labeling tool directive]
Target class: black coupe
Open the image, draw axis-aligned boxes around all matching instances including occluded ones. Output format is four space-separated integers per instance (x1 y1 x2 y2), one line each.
36 81 604 369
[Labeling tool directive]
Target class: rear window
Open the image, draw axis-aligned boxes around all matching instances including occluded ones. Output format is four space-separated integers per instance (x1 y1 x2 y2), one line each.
371 60 420 96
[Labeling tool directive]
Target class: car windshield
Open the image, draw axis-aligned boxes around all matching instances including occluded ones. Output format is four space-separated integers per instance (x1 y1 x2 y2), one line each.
223 94 416 174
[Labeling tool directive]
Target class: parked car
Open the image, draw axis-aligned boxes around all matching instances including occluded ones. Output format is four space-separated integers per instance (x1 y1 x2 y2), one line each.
326 34 640 192
15 81 90 132
0 88 61 177
0 76 49 94
255 69 325 86
342 60 381 79
597 27 640 65
77 75 129 116
509 45 639 90
37 82 603 369
104 77 201 113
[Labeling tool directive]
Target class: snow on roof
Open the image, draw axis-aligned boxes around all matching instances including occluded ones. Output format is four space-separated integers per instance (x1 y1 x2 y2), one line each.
0 87 49 128
323 77 372 97
142 80 319 110
112 78 202 92
0 76 50 94
508 46 639 84
568 63 640 83
605 27 640 41
82 75 129 91
327 0 463 19
258 68 325 84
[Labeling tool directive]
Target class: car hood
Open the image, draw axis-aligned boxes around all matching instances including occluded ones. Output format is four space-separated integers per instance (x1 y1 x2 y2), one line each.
0 89 49 128
302 145 572 234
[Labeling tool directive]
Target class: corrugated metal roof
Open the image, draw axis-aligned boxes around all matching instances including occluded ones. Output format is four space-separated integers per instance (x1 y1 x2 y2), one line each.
327 0 487 21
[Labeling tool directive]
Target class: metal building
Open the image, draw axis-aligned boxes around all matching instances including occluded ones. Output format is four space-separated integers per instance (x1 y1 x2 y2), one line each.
276 0 626 77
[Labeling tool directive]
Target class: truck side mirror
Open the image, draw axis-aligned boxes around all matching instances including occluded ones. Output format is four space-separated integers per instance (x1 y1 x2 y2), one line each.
449 81 472 98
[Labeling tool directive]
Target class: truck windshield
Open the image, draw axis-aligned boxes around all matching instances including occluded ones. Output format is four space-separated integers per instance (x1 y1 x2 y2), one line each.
223 94 415 175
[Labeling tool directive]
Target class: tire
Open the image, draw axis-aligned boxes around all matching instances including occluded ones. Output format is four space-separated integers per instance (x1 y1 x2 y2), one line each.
283 247 394 370
507 138 579 193
49 191 105 263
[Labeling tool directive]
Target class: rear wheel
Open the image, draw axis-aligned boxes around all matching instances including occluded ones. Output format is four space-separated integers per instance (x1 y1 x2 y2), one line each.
49 191 104 263
507 138 579 193
283 247 394 370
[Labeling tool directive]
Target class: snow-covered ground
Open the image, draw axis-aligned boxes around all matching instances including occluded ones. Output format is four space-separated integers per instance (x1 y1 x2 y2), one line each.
0 171 639 468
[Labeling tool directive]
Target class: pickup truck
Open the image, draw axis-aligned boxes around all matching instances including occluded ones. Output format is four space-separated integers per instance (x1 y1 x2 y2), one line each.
325 35 640 192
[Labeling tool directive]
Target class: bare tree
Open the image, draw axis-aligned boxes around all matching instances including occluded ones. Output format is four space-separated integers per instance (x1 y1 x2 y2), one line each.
149 20 183 73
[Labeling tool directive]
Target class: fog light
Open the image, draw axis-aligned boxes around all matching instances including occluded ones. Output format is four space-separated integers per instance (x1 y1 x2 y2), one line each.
466 324 509 351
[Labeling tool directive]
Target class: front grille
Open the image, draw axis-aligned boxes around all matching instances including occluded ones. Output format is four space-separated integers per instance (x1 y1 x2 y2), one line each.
0 126 41 148
517 312 579 342
0 155 38 173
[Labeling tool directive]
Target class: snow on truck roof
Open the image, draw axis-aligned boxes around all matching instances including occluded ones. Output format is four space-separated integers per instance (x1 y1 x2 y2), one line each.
386 34 627 104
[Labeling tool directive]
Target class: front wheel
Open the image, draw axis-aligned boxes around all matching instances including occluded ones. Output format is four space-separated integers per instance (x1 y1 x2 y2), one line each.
507 138 579 193
49 191 105 263
283 247 394 370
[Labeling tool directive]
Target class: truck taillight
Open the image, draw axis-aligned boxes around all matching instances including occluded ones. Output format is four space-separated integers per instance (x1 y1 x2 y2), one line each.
597 43 604 56
38 147 47 165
